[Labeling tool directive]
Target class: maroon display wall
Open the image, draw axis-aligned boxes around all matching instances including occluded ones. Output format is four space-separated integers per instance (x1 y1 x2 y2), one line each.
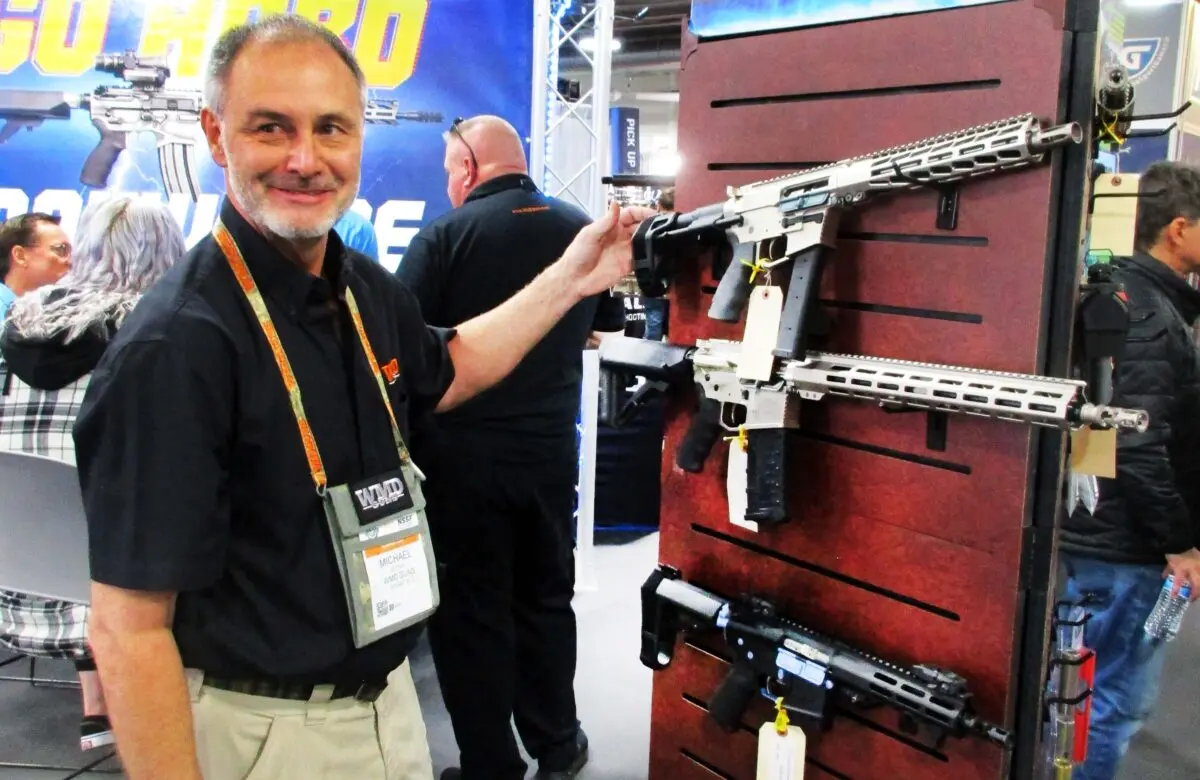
648 2 1080 778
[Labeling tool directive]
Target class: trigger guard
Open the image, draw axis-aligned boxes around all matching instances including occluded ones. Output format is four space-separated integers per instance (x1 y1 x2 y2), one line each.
719 402 746 430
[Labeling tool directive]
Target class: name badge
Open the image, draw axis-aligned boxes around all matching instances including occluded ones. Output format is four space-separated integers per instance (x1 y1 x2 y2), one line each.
361 534 435 632
323 463 440 648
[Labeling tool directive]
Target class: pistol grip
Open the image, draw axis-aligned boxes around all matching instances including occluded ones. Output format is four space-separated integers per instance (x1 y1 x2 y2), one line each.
709 663 759 733
707 243 756 322
745 428 789 526
81 123 127 188
774 245 833 360
677 395 723 473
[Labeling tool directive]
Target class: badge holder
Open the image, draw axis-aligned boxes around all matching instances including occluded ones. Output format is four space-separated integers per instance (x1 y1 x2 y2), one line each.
212 219 441 652
324 461 440 649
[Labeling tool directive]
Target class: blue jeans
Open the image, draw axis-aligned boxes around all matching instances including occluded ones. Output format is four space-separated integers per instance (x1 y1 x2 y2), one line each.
1060 554 1170 780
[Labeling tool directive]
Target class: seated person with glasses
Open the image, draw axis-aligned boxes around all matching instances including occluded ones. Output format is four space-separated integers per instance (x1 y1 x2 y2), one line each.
0 212 72 321
0 196 186 752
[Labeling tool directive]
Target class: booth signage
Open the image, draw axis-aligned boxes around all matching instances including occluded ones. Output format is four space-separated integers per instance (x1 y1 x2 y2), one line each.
610 107 641 175
1117 1 1186 118
0 0 533 272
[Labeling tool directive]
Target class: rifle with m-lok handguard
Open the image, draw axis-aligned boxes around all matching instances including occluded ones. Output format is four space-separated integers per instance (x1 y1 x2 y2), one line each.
598 336 1149 527
640 565 1014 751
628 114 1083 360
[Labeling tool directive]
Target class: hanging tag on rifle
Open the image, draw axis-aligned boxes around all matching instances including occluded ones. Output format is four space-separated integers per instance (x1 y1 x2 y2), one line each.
757 697 806 780
739 286 783 382
726 431 758 533
1070 427 1117 478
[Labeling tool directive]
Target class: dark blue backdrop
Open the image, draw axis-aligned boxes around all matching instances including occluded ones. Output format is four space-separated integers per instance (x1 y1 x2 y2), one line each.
0 0 532 270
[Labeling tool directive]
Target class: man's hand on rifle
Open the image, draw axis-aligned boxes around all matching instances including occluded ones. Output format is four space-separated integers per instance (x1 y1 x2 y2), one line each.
561 203 658 298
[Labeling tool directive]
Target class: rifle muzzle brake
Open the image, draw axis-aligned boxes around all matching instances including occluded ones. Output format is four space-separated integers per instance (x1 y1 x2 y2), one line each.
1077 403 1150 433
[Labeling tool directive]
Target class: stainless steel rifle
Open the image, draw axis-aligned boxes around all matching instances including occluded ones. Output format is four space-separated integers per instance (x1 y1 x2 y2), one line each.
629 114 1084 360
0 50 202 200
599 336 1149 526
364 99 444 125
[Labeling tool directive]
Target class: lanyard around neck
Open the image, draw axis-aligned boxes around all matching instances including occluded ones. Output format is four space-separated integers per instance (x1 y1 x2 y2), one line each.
212 220 409 494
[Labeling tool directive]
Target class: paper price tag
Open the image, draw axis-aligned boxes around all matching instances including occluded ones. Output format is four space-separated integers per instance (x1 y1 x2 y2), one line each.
1070 427 1117 478
727 440 758 533
738 286 784 382
362 534 434 632
756 722 806 780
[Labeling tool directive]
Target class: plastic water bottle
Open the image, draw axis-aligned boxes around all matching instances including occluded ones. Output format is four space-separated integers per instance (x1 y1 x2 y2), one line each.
1144 575 1192 641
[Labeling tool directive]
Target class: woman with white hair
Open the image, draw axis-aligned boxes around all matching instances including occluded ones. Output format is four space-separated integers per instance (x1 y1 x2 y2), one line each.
0 195 185 752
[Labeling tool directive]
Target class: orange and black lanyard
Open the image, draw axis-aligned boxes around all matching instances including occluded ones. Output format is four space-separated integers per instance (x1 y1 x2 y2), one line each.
213 220 410 494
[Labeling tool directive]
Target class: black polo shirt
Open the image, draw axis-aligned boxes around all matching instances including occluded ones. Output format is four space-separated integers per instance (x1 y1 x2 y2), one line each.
74 199 456 685
396 173 625 463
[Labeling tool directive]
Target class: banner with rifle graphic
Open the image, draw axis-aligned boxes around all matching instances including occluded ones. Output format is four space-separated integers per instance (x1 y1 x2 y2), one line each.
0 0 532 271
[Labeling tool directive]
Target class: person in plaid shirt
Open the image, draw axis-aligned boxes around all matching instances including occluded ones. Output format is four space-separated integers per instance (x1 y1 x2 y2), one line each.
0 195 186 751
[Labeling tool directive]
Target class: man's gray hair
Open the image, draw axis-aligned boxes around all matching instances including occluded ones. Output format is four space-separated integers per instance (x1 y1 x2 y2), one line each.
204 14 367 116
1134 161 1200 252
5 197 186 343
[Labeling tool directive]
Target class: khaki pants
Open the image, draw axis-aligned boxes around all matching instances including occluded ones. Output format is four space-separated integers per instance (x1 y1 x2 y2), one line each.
187 661 434 780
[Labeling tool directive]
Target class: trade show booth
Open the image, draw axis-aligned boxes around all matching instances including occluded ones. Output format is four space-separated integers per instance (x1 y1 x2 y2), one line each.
2 1 1200 780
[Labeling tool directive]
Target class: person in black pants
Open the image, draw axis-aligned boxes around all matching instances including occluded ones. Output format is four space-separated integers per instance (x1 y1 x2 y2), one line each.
396 115 626 780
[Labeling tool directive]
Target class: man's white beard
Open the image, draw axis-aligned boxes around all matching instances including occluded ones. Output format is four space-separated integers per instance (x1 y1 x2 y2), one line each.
224 148 357 241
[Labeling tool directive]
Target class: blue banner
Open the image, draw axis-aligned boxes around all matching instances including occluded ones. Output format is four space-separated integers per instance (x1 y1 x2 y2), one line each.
689 0 1005 38
609 106 640 175
0 0 533 272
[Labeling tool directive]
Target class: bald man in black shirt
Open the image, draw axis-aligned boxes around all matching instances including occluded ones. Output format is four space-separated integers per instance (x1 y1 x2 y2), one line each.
396 115 624 780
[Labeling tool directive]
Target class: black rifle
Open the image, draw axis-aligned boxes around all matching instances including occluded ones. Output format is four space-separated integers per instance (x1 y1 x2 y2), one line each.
641 565 1014 750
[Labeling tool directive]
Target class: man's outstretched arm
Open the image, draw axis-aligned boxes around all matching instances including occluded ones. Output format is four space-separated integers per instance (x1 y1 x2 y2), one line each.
436 203 654 411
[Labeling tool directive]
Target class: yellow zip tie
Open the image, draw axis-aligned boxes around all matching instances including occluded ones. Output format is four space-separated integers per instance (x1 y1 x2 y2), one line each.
774 696 789 735
740 257 766 284
723 426 748 452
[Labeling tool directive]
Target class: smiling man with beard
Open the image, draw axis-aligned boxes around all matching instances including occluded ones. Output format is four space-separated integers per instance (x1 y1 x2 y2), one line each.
71 15 654 780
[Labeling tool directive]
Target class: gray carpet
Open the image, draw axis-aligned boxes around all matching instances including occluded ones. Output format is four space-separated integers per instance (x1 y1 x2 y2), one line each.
1 533 1196 779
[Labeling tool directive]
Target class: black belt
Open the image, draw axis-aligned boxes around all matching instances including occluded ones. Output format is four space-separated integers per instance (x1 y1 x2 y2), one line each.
202 676 388 703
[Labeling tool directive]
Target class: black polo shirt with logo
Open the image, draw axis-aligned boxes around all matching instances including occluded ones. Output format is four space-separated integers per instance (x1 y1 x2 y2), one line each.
74 199 456 685
396 173 625 463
